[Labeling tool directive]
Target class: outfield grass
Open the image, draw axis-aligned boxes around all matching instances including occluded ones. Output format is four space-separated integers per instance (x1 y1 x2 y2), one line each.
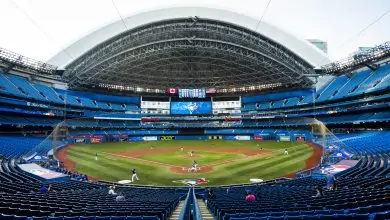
66 140 313 186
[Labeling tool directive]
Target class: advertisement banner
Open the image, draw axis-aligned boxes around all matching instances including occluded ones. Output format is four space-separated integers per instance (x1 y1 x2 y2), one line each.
143 136 158 141
160 136 176 140
279 136 291 142
91 137 102 143
254 136 263 140
75 138 85 143
128 137 144 142
224 135 251 140
170 101 212 115
330 149 354 159
208 136 223 140
19 164 67 180
167 88 178 94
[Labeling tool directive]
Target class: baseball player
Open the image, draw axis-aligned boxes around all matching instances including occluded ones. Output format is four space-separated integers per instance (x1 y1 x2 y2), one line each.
95 153 98 161
188 160 198 172
284 148 289 155
131 168 139 182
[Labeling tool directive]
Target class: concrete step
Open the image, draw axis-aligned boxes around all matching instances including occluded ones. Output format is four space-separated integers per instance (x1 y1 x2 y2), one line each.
197 199 214 220
170 201 184 219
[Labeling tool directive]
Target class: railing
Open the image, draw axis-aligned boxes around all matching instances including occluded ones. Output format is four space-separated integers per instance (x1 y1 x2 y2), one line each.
178 188 192 220
192 187 203 220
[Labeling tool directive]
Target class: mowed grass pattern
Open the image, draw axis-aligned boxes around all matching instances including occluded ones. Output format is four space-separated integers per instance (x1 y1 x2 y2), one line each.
66 140 313 186
139 151 246 165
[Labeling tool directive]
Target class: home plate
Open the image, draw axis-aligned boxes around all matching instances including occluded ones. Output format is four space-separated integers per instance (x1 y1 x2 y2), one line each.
250 178 263 183
118 180 132 184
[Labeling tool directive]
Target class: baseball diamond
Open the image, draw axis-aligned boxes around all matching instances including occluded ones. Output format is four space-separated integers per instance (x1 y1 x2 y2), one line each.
57 140 322 185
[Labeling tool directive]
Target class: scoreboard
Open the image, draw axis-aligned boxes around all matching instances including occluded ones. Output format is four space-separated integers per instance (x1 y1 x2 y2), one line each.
179 88 206 98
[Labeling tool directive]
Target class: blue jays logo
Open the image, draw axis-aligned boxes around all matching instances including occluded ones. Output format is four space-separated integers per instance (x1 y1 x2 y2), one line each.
186 102 199 114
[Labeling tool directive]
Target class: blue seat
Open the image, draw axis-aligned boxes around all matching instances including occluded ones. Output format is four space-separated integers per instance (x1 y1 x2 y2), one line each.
79 217 95 220
373 211 390 220
95 217 110 220
284 216 302 220
47 217 63 220
64 217 79 220
0 214 15 220
302 215 319 219
316 215 336 220
348 214 370 220
315 210 330 215
124 217 142 220
268 217 284 220
285 211 300 216
141 217 158 220
249 217 267 220
110 217 126 220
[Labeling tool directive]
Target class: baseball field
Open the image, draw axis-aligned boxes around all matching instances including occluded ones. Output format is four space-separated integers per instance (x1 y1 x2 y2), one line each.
57 140 322 186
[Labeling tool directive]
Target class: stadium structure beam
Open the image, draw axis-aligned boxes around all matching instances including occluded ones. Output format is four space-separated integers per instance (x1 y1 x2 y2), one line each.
64 18 316 91
321 41 390 75
67 39 312 89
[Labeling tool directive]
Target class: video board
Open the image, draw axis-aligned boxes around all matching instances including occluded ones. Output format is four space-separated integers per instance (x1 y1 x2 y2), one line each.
170 101 212 115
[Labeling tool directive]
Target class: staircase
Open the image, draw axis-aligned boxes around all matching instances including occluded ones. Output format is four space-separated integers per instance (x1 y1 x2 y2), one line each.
197 199 214 220
170 200 184 220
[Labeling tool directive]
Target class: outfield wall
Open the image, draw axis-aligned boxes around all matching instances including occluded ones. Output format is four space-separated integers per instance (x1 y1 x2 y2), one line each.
67 132 313 144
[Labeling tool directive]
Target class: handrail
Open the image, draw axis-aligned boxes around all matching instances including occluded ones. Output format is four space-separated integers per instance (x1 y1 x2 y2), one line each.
178 188 192 220
192 187 203 220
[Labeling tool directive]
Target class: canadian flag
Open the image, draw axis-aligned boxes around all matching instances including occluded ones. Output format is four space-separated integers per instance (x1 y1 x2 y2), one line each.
167 88 178 94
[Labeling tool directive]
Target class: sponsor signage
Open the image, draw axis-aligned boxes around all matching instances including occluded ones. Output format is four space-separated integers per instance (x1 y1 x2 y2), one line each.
279 136 291 142
18 164 67 180
27 102 49 108
206 88 216 94
254 136 263 140
143 136 158 141
235 135 251 140
224 135 251 140
167 88 178 94
75 138 85 143
91 137 102 143
160 136 175 140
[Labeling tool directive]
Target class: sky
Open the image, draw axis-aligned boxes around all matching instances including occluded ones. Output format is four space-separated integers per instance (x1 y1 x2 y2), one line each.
0 0 389 65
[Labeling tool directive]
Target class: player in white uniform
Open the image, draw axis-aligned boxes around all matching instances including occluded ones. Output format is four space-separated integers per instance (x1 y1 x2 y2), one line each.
284 148 289 155
188 161 198 172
